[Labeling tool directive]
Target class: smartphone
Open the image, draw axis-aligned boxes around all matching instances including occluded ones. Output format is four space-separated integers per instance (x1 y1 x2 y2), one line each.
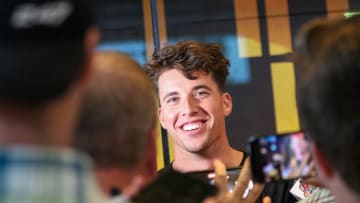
186 167 254 198
186 167 242 192
132 169 218 203
248 131 314 183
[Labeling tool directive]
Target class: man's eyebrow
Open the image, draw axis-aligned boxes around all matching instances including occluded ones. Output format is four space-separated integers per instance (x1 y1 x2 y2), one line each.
162 91 178 102
193 85 211 91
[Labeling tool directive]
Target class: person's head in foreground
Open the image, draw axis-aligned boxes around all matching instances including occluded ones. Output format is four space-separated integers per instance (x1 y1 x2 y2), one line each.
0 0 101 202
76 51 158 199
0 0 99 146
294 15 360 203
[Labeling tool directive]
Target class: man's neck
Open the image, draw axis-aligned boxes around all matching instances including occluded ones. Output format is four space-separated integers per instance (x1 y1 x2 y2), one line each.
172 143 244 173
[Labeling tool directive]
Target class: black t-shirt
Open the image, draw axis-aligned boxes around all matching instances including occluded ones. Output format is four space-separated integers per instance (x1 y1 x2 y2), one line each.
158 151 297 203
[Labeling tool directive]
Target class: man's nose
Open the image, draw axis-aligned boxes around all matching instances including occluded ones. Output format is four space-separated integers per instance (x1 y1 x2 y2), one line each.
181 97 198 116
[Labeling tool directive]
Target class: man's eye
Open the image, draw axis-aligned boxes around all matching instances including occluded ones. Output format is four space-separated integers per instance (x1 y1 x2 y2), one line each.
166 97 178 104
195 91 209 98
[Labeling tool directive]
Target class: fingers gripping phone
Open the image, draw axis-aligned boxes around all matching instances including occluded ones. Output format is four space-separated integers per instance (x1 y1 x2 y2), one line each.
248 131 315 183
186 167 242 191
186 167 254 198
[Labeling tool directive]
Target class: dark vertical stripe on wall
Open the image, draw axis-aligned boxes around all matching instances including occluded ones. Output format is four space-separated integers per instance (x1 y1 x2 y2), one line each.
257 0 268 57
150 0 161 51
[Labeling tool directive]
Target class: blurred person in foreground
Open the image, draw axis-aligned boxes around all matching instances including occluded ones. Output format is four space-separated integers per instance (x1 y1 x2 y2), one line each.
294 15 360 203
75 51 158 203
0 0 103 202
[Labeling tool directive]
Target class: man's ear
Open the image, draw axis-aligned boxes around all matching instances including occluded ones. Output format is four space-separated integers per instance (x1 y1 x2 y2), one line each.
311 142 334 178
222 92 232 117
78 27 100 84
158 107 167 129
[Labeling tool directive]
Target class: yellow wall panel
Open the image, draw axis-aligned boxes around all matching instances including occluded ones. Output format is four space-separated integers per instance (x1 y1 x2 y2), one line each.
167 133 174 162
265 0 288 16
265 0 292 55
234 0 262 57
155 122 164 169
266 17 292 55
271 62 300 133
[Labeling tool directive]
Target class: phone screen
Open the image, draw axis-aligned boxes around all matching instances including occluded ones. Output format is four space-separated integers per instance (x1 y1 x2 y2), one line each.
248 131 314 183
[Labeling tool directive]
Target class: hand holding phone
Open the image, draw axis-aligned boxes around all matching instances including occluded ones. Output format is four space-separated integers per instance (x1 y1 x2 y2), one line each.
186 166 242 192
203 159 264 203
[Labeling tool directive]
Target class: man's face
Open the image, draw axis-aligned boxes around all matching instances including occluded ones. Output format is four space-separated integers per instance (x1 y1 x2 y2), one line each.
291 134 309 161
157 69 232 153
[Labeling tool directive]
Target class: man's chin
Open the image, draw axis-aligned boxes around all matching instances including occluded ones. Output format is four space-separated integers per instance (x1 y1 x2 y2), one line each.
184 144 208 153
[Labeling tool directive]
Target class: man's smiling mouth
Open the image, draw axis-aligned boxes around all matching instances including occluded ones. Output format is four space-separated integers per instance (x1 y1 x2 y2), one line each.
182 122 203 131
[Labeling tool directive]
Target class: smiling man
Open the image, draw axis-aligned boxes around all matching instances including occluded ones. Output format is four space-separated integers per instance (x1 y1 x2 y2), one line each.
146 40 245 173
157 69 232 158
146 40 297 202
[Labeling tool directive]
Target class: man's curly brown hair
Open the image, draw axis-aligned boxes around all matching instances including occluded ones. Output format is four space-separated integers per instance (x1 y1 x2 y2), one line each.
145 40 230 94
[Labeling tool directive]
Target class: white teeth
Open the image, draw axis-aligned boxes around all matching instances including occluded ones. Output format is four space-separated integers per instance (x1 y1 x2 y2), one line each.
183 123 202 131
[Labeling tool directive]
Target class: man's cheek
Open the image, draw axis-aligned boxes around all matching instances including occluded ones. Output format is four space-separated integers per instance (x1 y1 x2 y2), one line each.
167 114 177 127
